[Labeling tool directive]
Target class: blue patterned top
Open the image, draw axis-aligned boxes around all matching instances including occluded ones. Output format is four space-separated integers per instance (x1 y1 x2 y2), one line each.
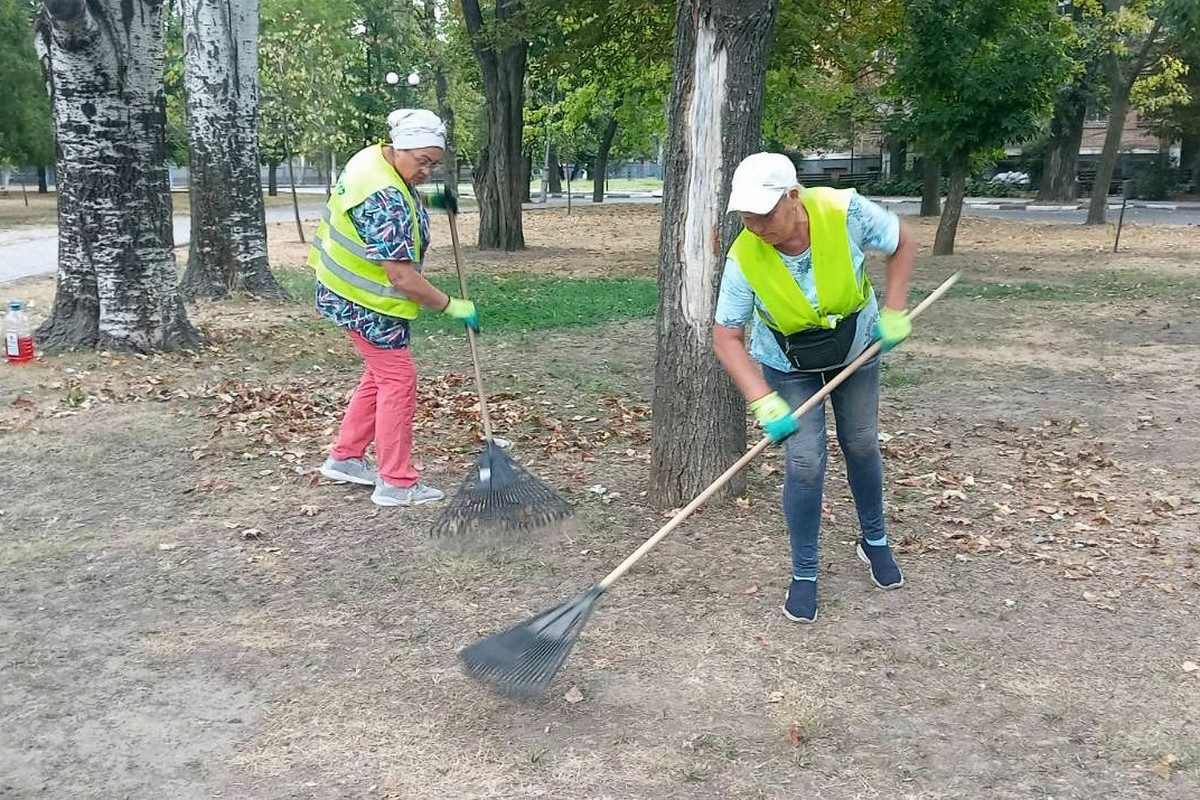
714 192 901 373
315 183 432 349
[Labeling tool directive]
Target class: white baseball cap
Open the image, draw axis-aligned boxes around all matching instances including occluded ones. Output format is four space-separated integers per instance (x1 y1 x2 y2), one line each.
726 152 798 214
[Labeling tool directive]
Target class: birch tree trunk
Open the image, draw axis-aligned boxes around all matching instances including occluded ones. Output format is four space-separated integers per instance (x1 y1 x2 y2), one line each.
35 0 200 352
178 0 281 299
651 0 778 507
462 0 526 251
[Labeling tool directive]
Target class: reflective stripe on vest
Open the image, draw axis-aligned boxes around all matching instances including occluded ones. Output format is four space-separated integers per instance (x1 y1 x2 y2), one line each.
730 186 869 334
311 235 408 299
307 144 423 319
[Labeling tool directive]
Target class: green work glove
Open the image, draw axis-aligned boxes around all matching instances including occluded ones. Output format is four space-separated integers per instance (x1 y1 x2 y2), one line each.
874 306 911 352
425 188 459 214
443 297 480 332
749 391 798 444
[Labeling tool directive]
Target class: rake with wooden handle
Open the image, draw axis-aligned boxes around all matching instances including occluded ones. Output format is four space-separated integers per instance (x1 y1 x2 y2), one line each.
459 271 961 696
430 209 574 544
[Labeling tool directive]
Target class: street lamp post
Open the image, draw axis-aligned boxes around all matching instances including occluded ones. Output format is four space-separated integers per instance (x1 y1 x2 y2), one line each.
385 70 421 107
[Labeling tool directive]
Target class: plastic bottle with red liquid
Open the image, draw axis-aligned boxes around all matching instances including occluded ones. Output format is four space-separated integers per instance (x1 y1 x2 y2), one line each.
4 300 35 364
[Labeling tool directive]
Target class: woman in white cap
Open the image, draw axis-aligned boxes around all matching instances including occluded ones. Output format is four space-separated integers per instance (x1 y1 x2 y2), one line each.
713 152 917 623
308 108 477 507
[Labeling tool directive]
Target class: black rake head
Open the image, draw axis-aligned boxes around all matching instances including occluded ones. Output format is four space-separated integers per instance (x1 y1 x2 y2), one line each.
430 441 574 542
459 585 604 697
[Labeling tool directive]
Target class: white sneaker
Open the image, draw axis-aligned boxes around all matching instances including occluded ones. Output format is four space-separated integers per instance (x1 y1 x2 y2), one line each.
371 480 445 507
318 456 378 486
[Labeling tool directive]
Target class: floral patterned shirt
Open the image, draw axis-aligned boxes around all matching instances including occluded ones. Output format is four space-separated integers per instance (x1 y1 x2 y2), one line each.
315 184 431 349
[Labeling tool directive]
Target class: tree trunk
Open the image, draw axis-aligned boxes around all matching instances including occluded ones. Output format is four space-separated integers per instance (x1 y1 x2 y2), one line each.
592 115 619 204
421 1 460 200
1037 98 1086 202
462 0 526 251
267 160 278 196
920 156 941 216
34 0 200 352
521 151 532 203
177 0 282 300
651 0 778 508
1182 131 1199 188
547 141 562 193
887 136 906 178
37 165 49 193
1085 97 1129 223
933 152 967 255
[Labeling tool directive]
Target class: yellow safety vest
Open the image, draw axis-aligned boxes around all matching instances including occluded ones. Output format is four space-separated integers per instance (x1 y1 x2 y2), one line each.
307 143 423 319
730 187 870 334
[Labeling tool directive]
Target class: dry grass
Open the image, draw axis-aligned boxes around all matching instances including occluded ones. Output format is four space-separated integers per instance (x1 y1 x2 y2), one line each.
2 207 1199 799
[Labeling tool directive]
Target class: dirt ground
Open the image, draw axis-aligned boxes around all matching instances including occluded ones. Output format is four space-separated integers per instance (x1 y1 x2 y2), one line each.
2 206 1199 799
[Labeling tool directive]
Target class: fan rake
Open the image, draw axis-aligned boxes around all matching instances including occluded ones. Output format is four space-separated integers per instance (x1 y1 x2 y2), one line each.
459 272 962 697
430 210 574 544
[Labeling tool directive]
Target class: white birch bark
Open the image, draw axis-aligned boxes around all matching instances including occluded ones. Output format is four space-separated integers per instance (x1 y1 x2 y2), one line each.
35 0 199 352
650 0 777 506
178 0 281 298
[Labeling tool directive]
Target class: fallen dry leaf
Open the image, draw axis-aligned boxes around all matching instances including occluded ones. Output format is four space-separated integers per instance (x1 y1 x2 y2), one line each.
299 505 320 517
743 585 760 596
1152 754 1178 780
563 686 584 704
788 724 805 747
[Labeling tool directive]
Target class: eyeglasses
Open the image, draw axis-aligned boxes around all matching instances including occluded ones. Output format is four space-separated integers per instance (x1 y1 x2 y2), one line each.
412 153 439 170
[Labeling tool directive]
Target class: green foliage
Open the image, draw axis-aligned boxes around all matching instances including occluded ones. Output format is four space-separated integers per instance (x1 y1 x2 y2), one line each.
163 2 188 165
891 0 1075 163
764 0 904 153
259 0 362 167
856 176 1027 198
1129 154 1179 199
0 0 51 166
524 0 672 169
275 268 657 332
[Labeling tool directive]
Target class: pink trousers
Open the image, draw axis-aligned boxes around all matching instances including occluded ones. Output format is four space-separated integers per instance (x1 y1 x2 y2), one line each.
330 330 420 487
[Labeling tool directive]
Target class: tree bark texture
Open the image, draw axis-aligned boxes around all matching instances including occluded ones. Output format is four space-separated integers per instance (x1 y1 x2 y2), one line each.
1037 97 1086 202
178 0 281 300
592 115 619 204
920 156 940 216
933 152 967 255
35 0 200 352
462 0 526 251
546 141 562 193
651 0 778 508
1086 54 1131 224
37 165 49 193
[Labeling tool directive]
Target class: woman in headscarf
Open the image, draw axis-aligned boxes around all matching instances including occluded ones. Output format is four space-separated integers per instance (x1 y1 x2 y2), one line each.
308 108 478 507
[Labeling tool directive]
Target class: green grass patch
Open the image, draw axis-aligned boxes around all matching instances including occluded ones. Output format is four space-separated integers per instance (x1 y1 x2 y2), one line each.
274 268 657 333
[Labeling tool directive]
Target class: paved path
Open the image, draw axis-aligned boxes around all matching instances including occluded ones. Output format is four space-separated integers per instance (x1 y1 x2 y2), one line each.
3 194 1197 285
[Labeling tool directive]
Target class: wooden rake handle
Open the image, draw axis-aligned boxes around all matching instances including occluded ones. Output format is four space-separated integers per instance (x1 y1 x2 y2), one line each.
598 271 962 591
446 210 496 442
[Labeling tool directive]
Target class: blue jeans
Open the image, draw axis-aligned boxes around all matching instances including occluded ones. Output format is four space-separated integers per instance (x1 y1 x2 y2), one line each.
764 354 886 580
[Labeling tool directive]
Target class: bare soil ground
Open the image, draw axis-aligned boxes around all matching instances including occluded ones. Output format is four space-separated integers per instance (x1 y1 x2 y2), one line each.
2 206 1198 799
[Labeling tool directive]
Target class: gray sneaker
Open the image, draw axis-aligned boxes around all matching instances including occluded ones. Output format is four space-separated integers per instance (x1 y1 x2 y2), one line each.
371 480 445 507
318 456 378 486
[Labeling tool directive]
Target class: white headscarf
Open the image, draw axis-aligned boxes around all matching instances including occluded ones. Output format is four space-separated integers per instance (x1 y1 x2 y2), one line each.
387 108 446 151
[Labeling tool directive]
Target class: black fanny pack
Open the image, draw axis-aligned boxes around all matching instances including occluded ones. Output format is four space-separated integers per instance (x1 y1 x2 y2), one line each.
767 310 861 371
